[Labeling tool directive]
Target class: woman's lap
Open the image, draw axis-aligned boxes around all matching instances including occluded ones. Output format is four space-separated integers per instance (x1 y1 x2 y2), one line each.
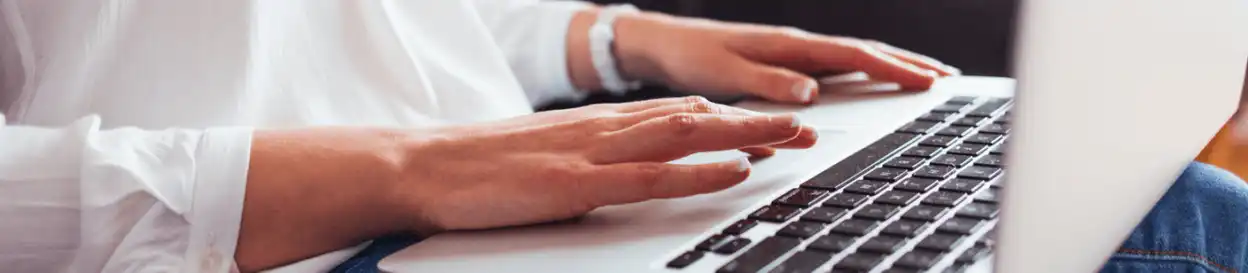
333 162 1248 273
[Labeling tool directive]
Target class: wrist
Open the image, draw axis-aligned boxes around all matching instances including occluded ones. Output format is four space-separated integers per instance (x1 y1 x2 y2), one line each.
612 11 671 85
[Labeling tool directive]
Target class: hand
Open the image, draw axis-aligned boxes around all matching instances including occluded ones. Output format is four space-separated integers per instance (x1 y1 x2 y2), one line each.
612 12 960 104
390 96 818 231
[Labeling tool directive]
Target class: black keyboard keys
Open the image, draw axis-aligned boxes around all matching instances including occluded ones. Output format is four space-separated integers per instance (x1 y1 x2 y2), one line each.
913 165 957 180
845 180 890 195
774 188 829 208
667 251 705 269
855 204 902 220
696 234 732 251
903 146 942 158
830 219 880 236
897 121 940 134
967 98 1010 117
903 205 951 222
931 154 974 167
777 221 826 239
884 157 926 170
919 135 958 147
801 207 848 223
881 220 930 237
958 202 1000 219
859 236 907 253
749 205 802 223
964 133 1003 145
931 104 967 113
959 166 1002 180
957 245 992 264
876 190 920 206
834 253 886 271
975 154 1004 167
717 237 801 273
863 168 908 182
923 191 968 207
941 178 987 193
947 96 977 105
980 123 1010 135
769 251 831 273
937 217 984 235
974 188 1001 203
723 219 758 235
893 251 945 269
936 126 974 137
948 143 989 156
953 116 986 127
801 133 920 190
917 112 956 123
895 178 940 193
824 193 871 208
807 234 857 253
916 233 966 252
713 238 753 254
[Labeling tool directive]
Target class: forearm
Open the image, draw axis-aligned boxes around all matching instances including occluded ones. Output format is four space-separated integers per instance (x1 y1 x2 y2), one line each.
235 128 420 272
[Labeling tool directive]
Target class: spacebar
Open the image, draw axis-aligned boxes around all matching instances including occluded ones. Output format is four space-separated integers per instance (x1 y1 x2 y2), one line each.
717 237 802 273
800 133 921 190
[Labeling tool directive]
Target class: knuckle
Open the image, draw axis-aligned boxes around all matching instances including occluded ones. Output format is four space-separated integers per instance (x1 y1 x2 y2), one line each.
686 99 719 115
664 114 700 136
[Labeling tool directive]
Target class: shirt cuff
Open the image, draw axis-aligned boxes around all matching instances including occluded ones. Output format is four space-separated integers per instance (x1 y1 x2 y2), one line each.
182 127 253 273
508 2 594 106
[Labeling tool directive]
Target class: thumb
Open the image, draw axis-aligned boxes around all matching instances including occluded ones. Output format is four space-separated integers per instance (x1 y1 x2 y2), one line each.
722 57 819 104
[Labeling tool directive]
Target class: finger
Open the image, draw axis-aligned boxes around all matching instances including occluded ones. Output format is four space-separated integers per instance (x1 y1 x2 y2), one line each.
719 56 820 104
593 113 803 163
770 126 818 149
583 158 751 206
741 34 938 90
610 102 819 150
612 96 709 113
739 146 777 157
842 43 939 90
867 40 961 76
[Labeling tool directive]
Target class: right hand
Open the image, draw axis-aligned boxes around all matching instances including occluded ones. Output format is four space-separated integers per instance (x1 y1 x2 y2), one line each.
390 96 818 232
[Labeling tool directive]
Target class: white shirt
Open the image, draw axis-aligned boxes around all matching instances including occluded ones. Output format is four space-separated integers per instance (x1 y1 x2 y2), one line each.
0 0 592 272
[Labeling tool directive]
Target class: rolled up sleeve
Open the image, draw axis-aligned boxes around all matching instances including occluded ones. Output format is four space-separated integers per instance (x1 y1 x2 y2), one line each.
473 0 595 106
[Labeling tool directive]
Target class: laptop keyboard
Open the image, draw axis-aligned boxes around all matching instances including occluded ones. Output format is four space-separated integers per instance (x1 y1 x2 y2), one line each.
666 96 1011 273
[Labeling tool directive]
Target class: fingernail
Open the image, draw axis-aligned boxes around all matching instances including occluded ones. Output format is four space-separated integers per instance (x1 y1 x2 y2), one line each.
944 66 962 76
792 79 817 102
924 69 940 78
734 157 752 172
789 114 803 128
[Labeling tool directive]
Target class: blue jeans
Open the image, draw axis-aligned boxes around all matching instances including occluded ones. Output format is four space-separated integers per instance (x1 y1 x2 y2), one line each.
333 162 1248 273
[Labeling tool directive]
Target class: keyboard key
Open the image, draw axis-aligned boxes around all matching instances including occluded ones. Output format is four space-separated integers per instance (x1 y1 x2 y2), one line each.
893 251 945 269
884 157 926 170
957 245 992 263
807 234 857 253
916 233 966 252
801 133 921 190
769 250 832 273
958 202 1000 219
941 178 987 193
897 121 940 134
717 237 801 273
979 123 1010 135
919 135 959 147
777 221 826 239
881 220 930 237
824 193 871 208
990 143 1007 155
666 251 705 269
937 217 985 235
948 143 989 156
913 165 957 179
854 204 902 220
931 154 973 167
834 253 886 271
931 104 967 113
973 188 1000 203
947 96 977 105
863 168 909 182
713 238 753 254
903 205 951 222
994 114 1010 124
845 180 890 195
801 207 848 223
723 220 758 235
936 126 974 137
953 117 986 127
749 205 802 223
959 166 1002 180
696 234 732 251
923 191 969 207
830 219 881 236
876 190 920 206
895 178 940 192
975 154 1004 167
964 133 1004 145
917 112 956 123
903 146 942 158
774 188 829 208
967 98 1010 117
859 236 907 253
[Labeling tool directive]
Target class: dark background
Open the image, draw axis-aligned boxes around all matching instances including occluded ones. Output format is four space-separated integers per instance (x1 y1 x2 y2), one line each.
543 0 1019 110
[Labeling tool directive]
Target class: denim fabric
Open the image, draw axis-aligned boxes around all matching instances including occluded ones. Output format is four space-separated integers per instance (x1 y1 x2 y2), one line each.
334 162 1248 273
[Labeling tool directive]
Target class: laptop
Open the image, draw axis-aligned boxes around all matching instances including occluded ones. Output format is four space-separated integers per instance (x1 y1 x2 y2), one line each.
379 1 1248 272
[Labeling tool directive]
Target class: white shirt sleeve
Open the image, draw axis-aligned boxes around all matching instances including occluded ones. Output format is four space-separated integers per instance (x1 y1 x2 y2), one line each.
0 114 253 273
472 0 595 107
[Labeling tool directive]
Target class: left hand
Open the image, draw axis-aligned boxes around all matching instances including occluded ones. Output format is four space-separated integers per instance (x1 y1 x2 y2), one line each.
613 12 960 104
